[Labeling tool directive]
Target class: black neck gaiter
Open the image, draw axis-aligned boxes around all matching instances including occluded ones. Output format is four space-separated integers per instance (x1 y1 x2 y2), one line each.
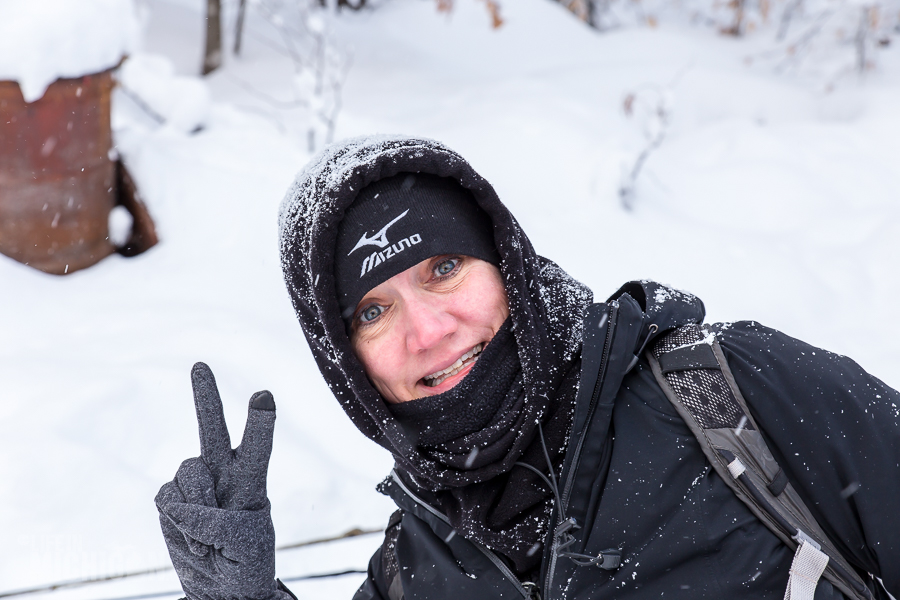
388 319 581 576
389 320 524 470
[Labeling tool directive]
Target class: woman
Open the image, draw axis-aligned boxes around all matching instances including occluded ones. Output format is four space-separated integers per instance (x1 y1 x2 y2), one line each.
156 135 900 600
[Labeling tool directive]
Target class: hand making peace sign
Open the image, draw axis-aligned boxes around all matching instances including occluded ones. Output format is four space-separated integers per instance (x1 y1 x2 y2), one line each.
155 362 292 600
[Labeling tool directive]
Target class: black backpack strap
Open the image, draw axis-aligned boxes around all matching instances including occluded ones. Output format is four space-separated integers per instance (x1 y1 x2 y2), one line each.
647 324 872 600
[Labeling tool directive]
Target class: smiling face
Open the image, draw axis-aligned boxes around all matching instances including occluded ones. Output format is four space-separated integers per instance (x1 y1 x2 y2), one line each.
349 255 509 404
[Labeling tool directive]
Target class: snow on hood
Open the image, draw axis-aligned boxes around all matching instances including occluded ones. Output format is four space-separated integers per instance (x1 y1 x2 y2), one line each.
0 0 140 102
278 135 593 485
607 279 707 354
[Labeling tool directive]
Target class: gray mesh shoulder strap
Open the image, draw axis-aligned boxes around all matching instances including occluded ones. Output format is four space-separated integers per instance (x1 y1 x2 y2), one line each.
647 324 872 600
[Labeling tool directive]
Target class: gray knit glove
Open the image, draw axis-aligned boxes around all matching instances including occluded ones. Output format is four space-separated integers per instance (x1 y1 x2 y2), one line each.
155 362 291 600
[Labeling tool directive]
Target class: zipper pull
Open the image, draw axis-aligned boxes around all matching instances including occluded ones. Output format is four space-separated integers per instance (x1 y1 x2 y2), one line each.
554 517 580 537
553 517 580 553
522 581 542 600
626 323 658 373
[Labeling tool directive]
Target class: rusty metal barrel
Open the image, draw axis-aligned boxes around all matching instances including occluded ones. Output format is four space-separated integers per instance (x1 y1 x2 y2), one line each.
0 69 147 275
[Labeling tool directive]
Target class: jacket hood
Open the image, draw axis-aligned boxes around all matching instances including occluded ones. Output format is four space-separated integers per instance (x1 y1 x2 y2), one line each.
278 135 592 486
608 280 707 349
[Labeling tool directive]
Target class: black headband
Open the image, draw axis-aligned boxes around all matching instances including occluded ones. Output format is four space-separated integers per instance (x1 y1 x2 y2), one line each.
334 172 500 321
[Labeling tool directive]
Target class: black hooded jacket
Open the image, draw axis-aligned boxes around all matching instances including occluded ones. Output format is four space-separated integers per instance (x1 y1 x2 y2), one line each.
278 136 900 600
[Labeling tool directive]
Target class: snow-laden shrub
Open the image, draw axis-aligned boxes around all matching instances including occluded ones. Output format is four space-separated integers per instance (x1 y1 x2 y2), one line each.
555 0 900 81
242 0 351 151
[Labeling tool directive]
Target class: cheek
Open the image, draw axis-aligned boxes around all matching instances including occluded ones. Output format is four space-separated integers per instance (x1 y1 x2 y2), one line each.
353 339 407 400
491 293 510 329
356 341 388 380
458 286 508 332
476 271 509 327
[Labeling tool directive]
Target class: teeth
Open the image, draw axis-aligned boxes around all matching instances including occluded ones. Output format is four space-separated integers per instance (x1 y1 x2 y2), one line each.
424 344 483 387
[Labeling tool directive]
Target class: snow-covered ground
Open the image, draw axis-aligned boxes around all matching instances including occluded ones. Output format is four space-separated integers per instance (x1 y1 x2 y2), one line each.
2 0 899 597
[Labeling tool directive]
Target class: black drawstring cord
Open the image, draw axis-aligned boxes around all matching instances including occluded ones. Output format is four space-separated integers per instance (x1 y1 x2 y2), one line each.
626 323 658 373
514 462 563 515
515 422 563 513
537 420 560 500
515 421 621 571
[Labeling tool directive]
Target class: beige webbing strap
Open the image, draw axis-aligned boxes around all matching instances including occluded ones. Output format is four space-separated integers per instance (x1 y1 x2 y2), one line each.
784 540 830 600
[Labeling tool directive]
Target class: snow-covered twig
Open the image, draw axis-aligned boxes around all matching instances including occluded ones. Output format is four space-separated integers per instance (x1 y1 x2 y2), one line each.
855 6 869 72
777 0 805 40
115 83 167 126
238 0 351 152
618 87 671 211
774 7 834 72
225 71 311 109
555 0 899 83
618 66 687 210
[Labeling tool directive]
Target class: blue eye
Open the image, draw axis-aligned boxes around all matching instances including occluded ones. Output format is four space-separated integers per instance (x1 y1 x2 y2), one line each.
358 304 384 323
434 258 459 277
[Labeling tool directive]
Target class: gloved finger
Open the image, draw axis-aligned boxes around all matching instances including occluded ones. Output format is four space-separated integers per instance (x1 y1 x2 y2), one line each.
191 362 232 478
174 457 217 508
161 502 273 561
158 499 210 557
158 511 209 558
231 391 276 511
155 479 186 510
156 481 209 557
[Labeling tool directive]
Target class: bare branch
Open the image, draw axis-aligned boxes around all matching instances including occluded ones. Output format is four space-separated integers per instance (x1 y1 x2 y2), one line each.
234 0 248 56
202 0 223 75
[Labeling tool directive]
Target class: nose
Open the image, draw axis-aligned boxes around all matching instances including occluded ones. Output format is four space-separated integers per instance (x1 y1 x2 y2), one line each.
403 293 457 354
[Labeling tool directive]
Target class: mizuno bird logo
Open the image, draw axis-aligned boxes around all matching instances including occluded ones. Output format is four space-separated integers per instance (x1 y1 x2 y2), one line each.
348 209 410 255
